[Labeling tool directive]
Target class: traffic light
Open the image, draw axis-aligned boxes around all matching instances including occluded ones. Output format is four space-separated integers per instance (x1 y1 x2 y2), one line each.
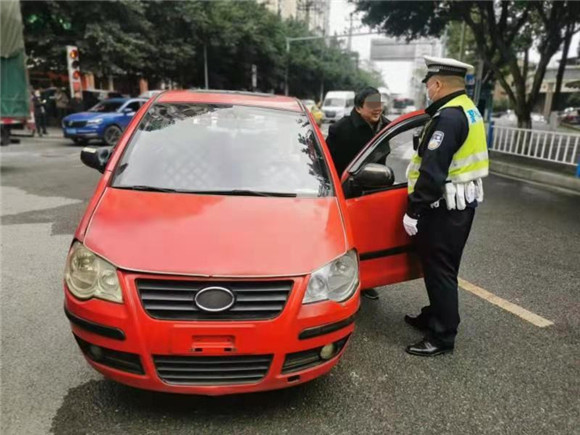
66 45 82 97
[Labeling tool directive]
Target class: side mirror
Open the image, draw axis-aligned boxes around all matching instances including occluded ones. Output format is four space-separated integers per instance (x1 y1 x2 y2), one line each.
80 147 112 173
354 163 394 188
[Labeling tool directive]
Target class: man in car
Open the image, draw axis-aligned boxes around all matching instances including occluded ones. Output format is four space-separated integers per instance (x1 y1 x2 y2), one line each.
326 87 391 300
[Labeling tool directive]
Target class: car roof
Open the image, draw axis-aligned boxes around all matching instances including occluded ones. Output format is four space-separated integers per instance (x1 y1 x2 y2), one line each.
157 90 303 113
102 98 129 103
102 98 147 103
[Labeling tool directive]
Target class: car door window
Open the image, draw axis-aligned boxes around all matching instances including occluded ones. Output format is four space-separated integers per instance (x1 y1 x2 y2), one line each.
343 113 430 198
125 101 140 112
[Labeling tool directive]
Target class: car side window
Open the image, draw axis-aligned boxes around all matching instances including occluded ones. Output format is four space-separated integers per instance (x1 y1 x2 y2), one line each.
346 115 429 190
382 124 426 186
126 101 140 112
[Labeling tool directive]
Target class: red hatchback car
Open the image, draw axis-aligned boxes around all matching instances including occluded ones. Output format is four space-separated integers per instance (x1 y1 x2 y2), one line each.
64 90 424 395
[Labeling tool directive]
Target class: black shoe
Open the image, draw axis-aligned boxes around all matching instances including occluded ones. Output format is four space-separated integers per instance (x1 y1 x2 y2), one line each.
405 339 453 357
404 314 429 332
362 288 379 300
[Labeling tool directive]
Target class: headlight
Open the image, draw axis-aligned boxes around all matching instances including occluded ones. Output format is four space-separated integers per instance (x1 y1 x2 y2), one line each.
303 250 359 304
86 118 104 125
64 242 122 303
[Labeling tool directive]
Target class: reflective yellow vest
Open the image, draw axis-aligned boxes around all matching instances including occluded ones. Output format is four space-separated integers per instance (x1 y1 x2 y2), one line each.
407 94 489 194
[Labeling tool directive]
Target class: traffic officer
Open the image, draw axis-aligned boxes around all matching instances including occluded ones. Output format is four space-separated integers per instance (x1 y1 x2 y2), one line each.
326 87 390 300
402 56 489 356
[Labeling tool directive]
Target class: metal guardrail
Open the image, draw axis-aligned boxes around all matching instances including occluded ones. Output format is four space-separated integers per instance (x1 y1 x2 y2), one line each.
490 124 580 167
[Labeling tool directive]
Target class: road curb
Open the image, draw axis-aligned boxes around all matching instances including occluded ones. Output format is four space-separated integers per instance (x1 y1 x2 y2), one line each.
490 159 580 193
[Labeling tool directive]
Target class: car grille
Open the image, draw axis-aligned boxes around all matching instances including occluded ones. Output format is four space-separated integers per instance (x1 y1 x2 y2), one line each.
136 279 294 321
65 120 88 128
324 111 336 118
153 354 273 385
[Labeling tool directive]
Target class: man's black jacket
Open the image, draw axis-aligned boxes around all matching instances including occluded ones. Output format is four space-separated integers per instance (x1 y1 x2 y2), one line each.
325 109 390 176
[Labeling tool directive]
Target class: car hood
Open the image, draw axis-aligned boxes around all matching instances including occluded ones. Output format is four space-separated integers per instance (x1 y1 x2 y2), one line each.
64 112 118 122
84 188 347 277
321 106 346 112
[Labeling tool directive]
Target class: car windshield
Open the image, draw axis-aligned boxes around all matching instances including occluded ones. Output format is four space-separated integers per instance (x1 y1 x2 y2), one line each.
89 101 124 113
323 98 345 107
111 103 334 197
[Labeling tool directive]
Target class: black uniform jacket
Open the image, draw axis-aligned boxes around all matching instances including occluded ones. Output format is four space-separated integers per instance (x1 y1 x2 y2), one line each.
407 90 470 219
326 109 391 177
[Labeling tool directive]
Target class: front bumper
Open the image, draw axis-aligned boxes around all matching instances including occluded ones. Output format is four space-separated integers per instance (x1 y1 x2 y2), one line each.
62 126 101 139
64 272 360 395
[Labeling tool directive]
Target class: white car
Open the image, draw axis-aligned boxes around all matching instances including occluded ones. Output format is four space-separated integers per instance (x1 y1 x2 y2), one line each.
321 91 355 123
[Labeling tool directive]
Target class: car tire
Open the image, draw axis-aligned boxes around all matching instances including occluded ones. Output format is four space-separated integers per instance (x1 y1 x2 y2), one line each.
103 125 122 147
1 126 10 146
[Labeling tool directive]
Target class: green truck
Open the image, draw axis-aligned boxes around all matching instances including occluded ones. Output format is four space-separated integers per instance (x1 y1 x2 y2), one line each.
1 0 32 145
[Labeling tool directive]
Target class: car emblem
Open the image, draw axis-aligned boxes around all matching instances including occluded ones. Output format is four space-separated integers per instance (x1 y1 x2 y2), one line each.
195 286 235 312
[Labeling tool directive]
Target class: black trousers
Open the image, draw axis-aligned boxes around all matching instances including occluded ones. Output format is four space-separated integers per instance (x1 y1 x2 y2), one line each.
414 206 475 346
35 110 48 134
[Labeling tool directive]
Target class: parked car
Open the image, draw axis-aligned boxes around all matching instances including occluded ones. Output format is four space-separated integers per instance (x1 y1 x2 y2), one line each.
321 90 355 123
560 107 580 125
302 99 324 126
66 90 423 395
62 98 147 146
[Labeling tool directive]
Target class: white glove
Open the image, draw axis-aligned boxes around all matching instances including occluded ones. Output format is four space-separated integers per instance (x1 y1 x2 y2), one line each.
455 183 466 210
475 178 484 202
445 183 457 210
403 214 418 236
465 181 476 203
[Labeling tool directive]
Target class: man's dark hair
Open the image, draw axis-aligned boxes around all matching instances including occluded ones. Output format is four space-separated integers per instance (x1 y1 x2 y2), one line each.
355 87 380 108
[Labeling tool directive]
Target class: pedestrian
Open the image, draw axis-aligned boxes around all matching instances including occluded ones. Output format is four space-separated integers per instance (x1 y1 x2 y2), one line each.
55 87 69 123
32 89 48 136
403 56 489 357
69 91 84 114
326 86 391 300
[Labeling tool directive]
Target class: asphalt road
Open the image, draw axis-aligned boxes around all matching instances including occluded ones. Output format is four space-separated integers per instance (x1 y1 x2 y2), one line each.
1 130 579 435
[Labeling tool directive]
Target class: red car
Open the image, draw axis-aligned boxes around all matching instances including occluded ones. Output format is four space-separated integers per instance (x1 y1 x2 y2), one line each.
64 90 424 395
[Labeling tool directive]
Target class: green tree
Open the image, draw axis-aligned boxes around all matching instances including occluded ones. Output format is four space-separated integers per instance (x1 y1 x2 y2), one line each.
22 1 152 77
445 22 478 66
356 0 580 127
21 0 383 97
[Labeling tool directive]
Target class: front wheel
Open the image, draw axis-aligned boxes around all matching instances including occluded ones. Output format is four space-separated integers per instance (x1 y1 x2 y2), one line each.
103 125 122 147
1 126 10 146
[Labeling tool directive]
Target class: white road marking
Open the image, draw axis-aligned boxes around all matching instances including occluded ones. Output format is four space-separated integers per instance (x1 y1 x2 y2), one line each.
459 278 554 328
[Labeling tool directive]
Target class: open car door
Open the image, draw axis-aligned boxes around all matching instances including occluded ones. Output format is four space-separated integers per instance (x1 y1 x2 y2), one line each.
341 111 430 290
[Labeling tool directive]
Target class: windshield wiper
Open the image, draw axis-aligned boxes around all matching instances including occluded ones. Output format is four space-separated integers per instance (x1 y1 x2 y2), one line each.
114 186 298 197
115 185 179 193
193 189 297 197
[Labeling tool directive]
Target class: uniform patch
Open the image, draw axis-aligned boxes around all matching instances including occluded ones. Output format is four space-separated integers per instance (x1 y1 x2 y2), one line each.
428 131 445 150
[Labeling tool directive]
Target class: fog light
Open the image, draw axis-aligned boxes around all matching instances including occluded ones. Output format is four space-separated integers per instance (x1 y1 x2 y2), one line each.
89 345 104 361
320 343 335 360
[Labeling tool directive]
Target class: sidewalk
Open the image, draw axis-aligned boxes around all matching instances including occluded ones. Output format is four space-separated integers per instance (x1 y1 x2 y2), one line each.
489 151 580 194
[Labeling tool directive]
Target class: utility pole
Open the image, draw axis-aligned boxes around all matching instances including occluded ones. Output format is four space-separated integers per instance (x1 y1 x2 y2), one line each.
285 38 290 96
348 12 353 51
204 43 209 89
